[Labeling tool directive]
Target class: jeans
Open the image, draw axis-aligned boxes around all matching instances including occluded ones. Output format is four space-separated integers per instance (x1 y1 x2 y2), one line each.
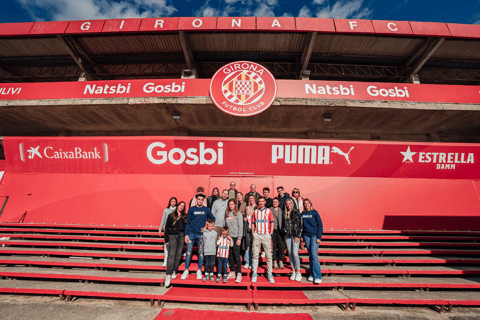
204 255 215 274
272 230 285 262
304 235 322 280
252 233 273 274
228 237 242 273
185 233 204 271
285 237 300 271
166 233 183 275
218 257 228 276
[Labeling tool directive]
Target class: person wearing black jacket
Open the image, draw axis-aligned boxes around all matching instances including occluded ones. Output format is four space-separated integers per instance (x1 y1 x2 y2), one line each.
263 187 273 208
277 186 296 211
207 187 220 209
283 198 303 282
244 184 261 204
164 201 187 287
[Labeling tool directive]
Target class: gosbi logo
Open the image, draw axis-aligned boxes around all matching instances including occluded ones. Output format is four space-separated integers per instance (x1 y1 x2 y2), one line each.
19 143 109 163
210 61 277 117
147 142 223 165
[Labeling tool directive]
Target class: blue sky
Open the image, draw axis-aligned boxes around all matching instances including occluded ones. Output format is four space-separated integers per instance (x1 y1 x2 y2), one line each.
1 0 480 24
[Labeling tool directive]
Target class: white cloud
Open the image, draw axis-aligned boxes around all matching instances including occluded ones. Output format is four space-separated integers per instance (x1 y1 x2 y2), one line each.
253 3 276 16
315 0 372 19
312 0 326 4
298 5 312 17
17 0 177 21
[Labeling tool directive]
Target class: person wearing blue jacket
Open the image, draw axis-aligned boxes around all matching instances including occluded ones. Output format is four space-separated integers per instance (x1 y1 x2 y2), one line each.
181 193 215 280
301 198 323 284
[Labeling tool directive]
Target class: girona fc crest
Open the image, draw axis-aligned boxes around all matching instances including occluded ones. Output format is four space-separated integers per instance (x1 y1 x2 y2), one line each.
210 61 277 117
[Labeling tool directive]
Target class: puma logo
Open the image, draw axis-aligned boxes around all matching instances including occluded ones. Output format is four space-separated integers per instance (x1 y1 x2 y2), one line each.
331 146 354 165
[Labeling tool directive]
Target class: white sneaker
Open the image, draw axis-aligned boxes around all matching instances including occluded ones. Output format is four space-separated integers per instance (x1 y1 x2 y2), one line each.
171 272 177 279
295 272 302 282
267 273 275 284
162 260 167 267
290 271 296 281
196 269 202 280
307 276 313 282
243 264 250 269
181 270 189 280
235 273 242 283
314 278 323 284
165 275 171 287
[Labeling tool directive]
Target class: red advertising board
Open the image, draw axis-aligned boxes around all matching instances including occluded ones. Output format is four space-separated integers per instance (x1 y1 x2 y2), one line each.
4 137 479 180
1 79 480 105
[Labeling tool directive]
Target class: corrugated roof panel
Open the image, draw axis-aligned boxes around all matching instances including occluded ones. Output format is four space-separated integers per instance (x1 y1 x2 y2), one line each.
77 34 183 55
313 34 425 58
0 37 70 58
431 39 480 60
188 33 309 53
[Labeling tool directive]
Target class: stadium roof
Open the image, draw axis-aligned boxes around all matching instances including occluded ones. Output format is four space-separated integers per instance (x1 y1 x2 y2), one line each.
0 17 480 84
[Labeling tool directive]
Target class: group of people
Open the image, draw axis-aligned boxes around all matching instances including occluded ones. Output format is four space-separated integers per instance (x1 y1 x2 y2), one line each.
159 182 324 287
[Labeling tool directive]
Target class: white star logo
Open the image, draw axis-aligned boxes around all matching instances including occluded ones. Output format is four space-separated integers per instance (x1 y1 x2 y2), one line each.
400 146 417 163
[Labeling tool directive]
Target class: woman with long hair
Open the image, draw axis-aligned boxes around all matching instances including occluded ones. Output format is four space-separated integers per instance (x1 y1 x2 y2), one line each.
241 194 257 269
271 197 285 269
164 201 187 287
224 199 244 282
283 198 303 282
292 188 303 213
207 187 220 209
301 198 323 284
159 197 177 267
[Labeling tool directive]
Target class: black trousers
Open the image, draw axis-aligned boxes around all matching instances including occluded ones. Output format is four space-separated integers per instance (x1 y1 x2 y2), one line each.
272 230 285 262
228 237 242 273
166 232 184 275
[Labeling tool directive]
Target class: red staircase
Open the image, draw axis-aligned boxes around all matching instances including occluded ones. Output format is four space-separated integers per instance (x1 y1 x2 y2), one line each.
1 222 480 312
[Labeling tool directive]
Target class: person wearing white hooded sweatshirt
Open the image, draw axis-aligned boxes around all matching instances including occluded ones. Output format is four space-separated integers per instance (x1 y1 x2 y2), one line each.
211 189 229 239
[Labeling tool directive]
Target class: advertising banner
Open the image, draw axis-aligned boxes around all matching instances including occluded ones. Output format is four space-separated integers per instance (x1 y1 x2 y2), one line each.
1 79 480 106
4 137 479 180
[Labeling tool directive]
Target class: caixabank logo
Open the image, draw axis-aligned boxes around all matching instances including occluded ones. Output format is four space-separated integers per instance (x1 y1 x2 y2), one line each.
19 143 109 163
210 61 277 117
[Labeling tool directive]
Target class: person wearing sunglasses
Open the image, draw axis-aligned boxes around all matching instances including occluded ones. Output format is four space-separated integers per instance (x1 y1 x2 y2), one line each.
292 188 304 213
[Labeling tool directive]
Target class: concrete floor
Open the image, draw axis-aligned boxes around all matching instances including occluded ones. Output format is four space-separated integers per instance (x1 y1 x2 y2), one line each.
1 294 480 320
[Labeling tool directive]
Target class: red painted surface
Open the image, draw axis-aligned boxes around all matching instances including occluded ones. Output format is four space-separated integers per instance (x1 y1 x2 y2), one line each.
3 79 480 106
0 160 6 171
1 137 479 230
448 23 480 39
163 287 252 303
29 21 69 35
0 22 34 36
155 309 313 320
0 18 478 39
65 20 105 34
216 17 256 31
178 17 217 31
256 17 296 31
295 18 335 32
409 21 451 37
139 18 179 32
4 137 480 180
102 19 141 33
372 20 413 35
334 19 374 34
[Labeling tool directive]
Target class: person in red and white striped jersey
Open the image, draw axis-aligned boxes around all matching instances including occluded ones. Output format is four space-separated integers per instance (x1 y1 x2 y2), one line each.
251 196 275 284
216 227 233 283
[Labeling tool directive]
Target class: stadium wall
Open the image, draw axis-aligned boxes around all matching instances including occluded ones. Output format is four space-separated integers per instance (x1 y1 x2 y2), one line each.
0 137 479 230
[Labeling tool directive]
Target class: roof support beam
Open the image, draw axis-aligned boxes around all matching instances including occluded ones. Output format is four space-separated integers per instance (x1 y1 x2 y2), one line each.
57 35 111 80
299 31 317 79
404 37 445 82
179 31 196 74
